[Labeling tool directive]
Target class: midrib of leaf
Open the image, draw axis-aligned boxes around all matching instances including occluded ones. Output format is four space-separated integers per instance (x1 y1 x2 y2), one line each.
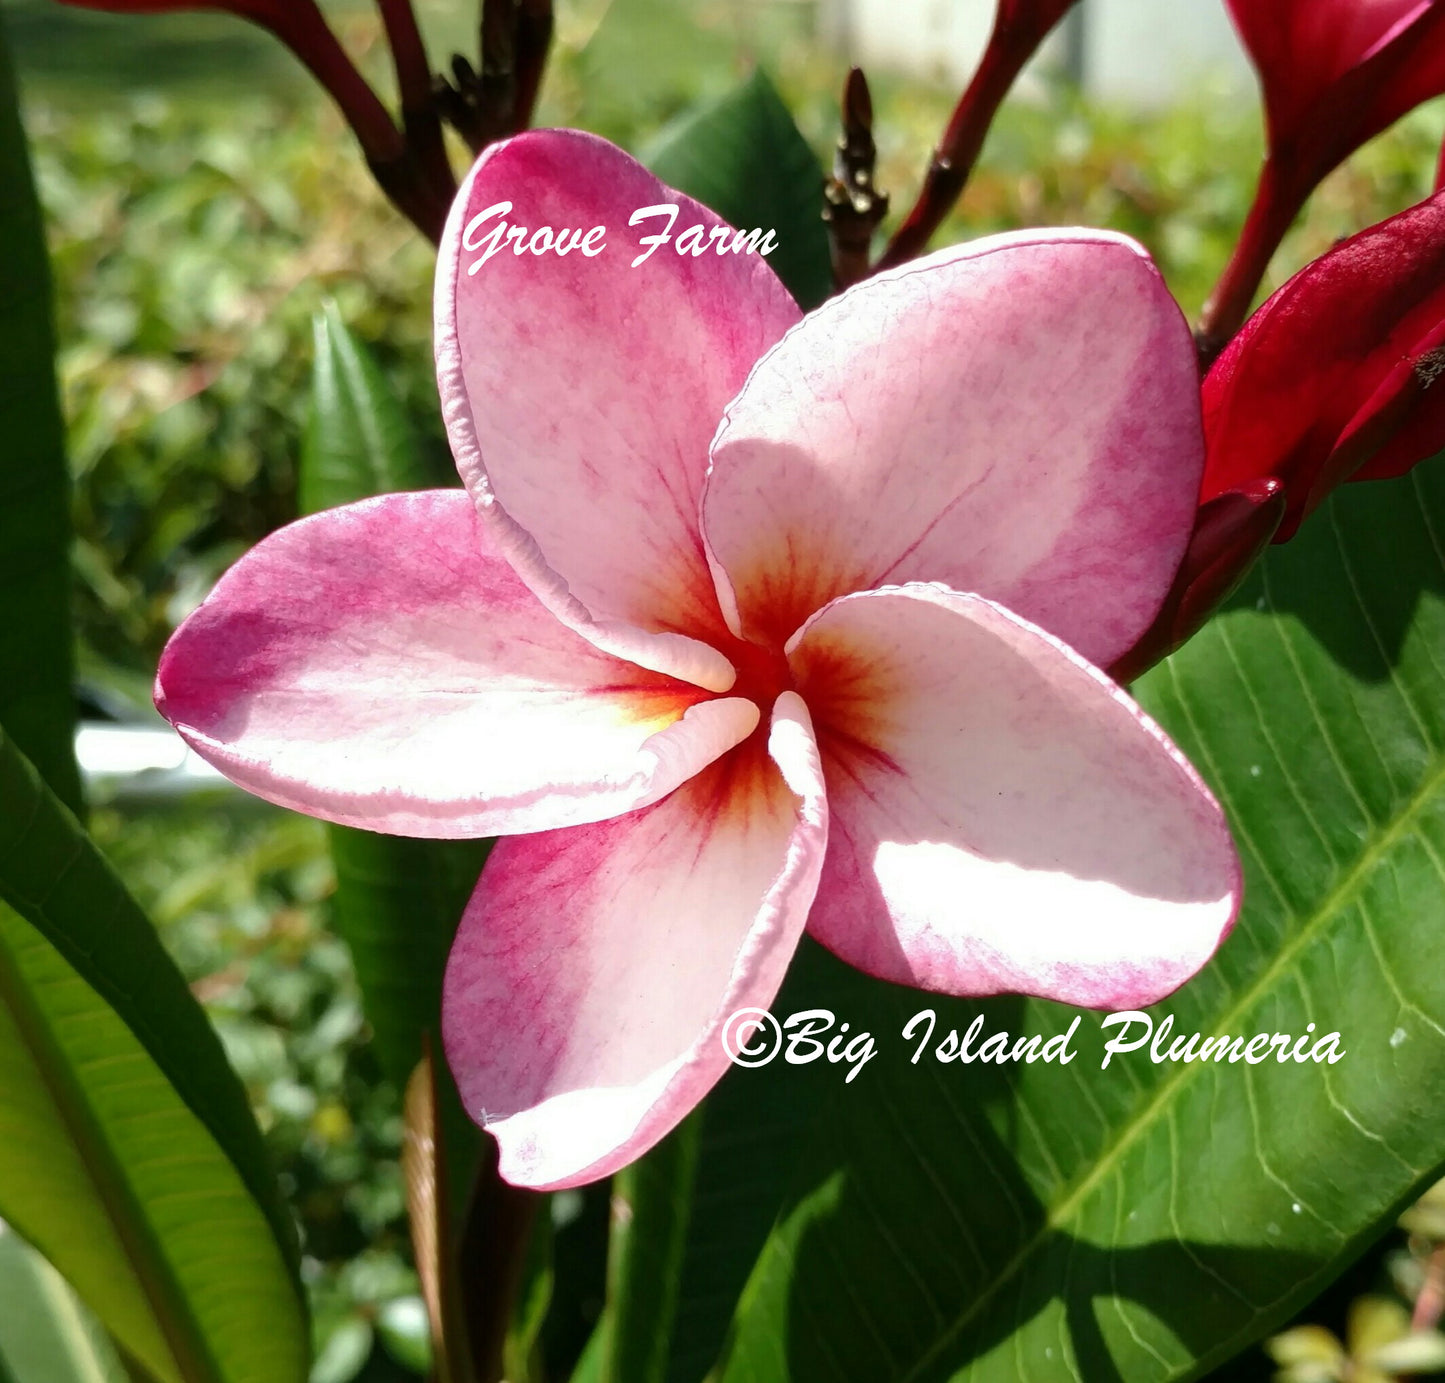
892 670 1445 1383
0 916 224 1383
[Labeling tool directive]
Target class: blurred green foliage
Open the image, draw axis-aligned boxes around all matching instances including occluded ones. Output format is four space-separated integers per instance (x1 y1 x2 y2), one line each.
9 2 1445 1378
15 2 1443 692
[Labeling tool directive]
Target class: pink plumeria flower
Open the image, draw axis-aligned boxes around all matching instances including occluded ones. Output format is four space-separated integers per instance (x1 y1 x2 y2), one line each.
155 131 1241 1189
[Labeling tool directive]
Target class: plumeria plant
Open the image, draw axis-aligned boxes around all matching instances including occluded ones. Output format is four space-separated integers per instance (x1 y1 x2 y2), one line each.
5 1 1445 1382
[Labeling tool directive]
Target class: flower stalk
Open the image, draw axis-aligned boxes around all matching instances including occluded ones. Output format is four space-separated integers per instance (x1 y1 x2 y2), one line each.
875 0 1079 272
1195 157 1302 369
376 0 457 216
437 0 555 154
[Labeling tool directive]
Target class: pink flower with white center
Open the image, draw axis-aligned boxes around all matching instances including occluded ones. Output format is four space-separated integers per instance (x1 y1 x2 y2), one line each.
155 130 1241 1189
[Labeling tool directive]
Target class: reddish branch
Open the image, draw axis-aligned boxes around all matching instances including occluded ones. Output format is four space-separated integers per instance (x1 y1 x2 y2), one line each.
1194 158 1306 368
876 0 1079 272
436 0 555 154
376 0 457 221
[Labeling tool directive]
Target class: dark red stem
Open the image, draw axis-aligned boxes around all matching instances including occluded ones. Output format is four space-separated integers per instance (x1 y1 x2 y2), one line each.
1196 157 1306 369
273 4 456 241
511 0 555 134
283 4 404 168
376 0 457 215
875 0 1078 272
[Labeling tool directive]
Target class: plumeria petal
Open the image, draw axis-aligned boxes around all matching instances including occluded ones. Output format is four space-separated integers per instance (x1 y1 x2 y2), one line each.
787 584 1240 1010
435 129 801 691
155 491 758 836
1202 189 1445 536
703 230 1203 668
1226 0 1445 180
442 693 827 1189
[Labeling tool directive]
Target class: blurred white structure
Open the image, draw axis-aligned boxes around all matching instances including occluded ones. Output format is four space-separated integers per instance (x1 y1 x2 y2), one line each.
75 723 231 802
818 0 1256 105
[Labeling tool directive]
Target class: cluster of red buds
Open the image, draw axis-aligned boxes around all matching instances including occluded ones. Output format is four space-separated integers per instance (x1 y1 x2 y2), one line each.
53 0 1445 682
1116 0 1445 677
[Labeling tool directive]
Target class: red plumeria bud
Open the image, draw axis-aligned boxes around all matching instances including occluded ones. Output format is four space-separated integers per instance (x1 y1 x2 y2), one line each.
1202 189 1445 540
1200 0 1445 354
1110 480 1286 685
1228 0 1445 189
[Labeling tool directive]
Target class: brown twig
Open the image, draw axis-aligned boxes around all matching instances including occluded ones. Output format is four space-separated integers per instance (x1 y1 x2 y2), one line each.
824 68 890 291
376 0 457 217
875 0 1079 272
437 0 553 154
512 0 555 135
403 1045 467 1383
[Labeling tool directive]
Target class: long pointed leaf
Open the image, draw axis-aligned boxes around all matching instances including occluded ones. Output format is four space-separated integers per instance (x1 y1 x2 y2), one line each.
601 1113 701 1383
0 729 308 1383
0 8 79 809
0 24 306 1383
645 69 831 312
300 302 437 514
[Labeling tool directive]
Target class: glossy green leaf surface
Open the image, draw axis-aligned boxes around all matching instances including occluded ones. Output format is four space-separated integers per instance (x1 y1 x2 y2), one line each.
645 68 831 311
0 13 79 808
0 730 308 1383
602 1111 702 1383
300 302 437 516
707 459 1445 1381
325 830 490 1090
0 30 305 1383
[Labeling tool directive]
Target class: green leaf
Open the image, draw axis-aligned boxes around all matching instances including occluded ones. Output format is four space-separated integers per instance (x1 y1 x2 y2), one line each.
711 458 1445 1381
300 302 440 515
645 69 831 311
300 305 488 1091
504 1209 553 1383
660 975 837 1383
0 1225 128 1383
0 11 80 810
601 1112 701 1383
0 728 308 1383
324 832 490 1090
